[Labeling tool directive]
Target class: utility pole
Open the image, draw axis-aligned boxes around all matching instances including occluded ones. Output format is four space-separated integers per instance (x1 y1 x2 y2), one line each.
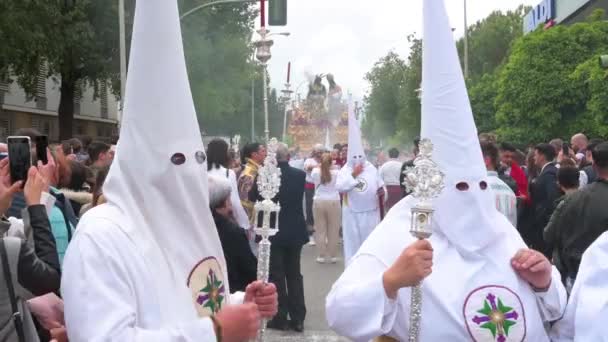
464 0 469 79
251 78 255 141
118 0 127 129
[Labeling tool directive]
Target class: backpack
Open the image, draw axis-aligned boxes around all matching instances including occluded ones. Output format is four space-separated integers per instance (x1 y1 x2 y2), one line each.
0 238 39 342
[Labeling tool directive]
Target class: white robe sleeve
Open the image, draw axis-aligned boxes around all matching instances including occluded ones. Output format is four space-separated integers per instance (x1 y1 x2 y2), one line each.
550 232 608 341
336 167 359 193
229 169 250 229
229 291 246 305
326 253 399 342
61 233 217 342
533 266 567 322
549 281 577 341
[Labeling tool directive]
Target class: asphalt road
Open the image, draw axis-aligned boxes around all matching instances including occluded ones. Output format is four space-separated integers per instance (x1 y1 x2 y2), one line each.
266 242 351 341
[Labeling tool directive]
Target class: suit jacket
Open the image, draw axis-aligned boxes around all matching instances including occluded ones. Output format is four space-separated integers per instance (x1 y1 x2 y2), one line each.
251 161 308 247
212 211 257 293
524 162 560 255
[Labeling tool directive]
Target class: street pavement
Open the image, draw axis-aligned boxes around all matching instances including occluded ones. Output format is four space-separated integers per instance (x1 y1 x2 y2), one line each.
266 242 351 341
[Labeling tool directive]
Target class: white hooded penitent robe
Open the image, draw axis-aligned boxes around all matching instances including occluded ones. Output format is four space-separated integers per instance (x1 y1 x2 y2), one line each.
326 197 566 342
336 161 384 263
550 231 608 341
327 0 567 340
61 205 244 341
61 0 243 340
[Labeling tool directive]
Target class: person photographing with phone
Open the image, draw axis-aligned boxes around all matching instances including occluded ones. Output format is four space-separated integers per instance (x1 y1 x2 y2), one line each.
0 157 65 342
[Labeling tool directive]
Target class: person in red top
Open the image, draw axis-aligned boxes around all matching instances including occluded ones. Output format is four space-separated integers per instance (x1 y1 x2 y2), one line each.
500 142 529 204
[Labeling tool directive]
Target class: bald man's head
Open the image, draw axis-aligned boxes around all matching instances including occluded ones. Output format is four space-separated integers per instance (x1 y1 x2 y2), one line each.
571 133 588 153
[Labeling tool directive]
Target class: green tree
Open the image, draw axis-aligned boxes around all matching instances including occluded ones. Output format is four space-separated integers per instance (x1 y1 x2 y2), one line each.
180 0 258 137
1 0 131 141
495 11 608 143
468 71 499 133
362 51 407 145
570 57 608 138
456 6 529 81
362 35 422 147
394 36 422 143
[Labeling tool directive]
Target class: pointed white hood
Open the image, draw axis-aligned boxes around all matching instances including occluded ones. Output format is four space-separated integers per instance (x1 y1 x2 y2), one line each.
347 99 366 166
420 0 501 253
102 0 229 321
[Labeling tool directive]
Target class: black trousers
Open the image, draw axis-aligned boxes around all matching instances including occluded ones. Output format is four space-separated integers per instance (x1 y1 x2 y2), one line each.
305 187 315 229
269 244 306 323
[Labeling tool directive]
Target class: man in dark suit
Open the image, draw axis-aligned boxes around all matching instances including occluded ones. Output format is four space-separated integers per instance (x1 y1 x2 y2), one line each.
525 143 560 257
251 143 308 332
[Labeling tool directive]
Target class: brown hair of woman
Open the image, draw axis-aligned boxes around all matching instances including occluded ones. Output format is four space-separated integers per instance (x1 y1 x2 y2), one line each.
320 152 333 185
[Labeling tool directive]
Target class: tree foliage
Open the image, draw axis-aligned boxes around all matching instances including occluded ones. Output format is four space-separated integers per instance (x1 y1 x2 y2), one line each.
495 10 608 143
364 6 608 146
362 35 421 147
363 8 525 146
179 0 282 141
1 0 276 142
0 0 130 140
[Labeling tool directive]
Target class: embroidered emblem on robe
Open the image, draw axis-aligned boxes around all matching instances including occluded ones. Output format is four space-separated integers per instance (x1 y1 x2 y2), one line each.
354 178 368 192
187 257 226 317
463 285 526 342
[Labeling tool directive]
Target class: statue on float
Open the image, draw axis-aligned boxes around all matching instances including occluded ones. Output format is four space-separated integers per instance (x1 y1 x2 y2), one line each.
289 73 348 152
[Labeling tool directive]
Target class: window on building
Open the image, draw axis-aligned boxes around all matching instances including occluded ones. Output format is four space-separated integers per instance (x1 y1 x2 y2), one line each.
0 116 11 142
35 62 48 110
31 116 57 140
100 82 108 119
0 77 8 105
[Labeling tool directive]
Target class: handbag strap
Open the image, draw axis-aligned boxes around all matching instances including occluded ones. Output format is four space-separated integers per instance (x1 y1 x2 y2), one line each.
0 239 25 342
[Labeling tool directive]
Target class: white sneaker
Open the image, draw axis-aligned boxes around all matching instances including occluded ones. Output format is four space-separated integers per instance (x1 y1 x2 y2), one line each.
330 257 339 264
316 257 326 264
308 237 316 246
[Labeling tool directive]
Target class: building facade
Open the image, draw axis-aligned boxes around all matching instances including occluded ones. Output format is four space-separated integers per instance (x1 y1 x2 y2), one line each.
0 64 119 143
524 0 608 34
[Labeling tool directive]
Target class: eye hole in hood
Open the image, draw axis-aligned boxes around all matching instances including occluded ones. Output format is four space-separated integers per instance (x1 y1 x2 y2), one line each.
171 153 186 165
456 182 469 191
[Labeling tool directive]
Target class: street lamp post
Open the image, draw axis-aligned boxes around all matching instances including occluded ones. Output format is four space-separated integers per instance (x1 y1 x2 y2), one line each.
254 30 289 142
251 78 255 141
255 27 273 142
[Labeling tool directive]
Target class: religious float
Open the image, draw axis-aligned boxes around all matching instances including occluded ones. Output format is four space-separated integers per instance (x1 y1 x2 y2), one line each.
287 74 349 152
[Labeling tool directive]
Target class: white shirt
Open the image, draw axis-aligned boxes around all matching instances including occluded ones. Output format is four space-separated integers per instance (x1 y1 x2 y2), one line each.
289 158 305 171
379 159 402 186
208 166 250 229
487 171 518 227
326 198 567 342
303 158 319 183
311 168 340 201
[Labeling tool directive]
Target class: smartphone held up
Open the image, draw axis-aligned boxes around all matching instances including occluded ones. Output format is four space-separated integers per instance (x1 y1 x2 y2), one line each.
7 136 32 185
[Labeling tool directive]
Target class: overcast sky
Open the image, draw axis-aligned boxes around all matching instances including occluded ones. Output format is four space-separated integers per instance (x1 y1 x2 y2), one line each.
257 0 539 102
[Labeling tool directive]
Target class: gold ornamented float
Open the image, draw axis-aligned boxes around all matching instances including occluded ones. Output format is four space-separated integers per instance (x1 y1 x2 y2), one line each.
286 73 348 153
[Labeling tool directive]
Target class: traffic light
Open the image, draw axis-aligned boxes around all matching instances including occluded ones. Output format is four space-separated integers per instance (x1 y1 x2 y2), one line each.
600 55 608 69
268 0 287 26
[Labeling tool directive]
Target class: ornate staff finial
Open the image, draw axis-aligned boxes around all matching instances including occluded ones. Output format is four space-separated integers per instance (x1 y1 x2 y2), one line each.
403 138 445 239
253 138 282 342
402 138 444 341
